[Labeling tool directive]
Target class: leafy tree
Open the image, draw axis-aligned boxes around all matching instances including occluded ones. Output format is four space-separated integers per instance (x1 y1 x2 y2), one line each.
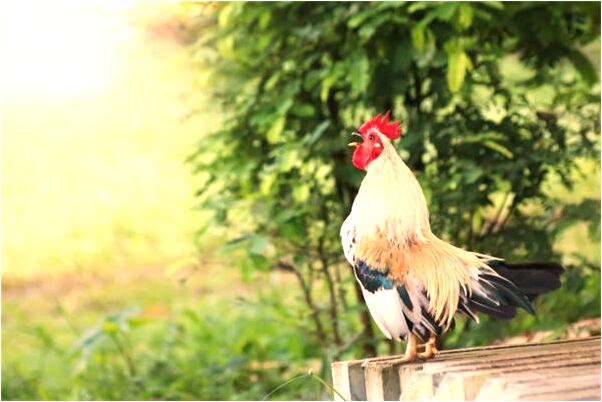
188 1 600 359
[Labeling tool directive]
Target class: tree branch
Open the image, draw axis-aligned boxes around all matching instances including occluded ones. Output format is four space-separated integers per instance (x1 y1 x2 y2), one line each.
353 281 377 357
276 261 327 344
481 190 511 237
319 247 342 347
317 206 342 347
333 262 349 310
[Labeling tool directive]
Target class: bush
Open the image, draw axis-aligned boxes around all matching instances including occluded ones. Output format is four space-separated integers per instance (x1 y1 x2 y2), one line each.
188 1 600 356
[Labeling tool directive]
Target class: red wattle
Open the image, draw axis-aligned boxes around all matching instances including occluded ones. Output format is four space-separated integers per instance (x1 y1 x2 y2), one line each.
352 145 370 170
352 143 382 170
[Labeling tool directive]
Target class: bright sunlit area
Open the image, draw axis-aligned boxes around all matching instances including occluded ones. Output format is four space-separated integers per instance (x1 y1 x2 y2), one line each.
2 1 209 280
1 3 235 398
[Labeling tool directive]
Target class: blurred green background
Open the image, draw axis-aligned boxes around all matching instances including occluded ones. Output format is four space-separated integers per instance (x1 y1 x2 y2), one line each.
2 2 600 400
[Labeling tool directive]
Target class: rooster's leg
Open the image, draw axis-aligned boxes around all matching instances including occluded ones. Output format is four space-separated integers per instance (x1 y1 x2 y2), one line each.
418 333 439 359
397 333 418 363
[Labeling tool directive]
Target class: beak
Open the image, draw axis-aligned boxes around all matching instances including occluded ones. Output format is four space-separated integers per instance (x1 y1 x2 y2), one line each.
348 131 362 147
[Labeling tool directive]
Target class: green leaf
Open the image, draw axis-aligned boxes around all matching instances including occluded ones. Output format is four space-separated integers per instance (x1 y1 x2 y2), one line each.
258 11 271 29
260 172 277 195
481 1 504 10
411 24 425 51
291 103 315 118
320 79 332 102
349 53 370 95
359 25 376 41
278 148 301 172
305 121 330 146
444 39 472 92
569 49 598 85
266 116 286 143
456 4 473 30
217 35 235 58
249 235 269 255
432 3 458 21
446 50 471 92
127 317 153 328
347 10 374 28
483 140 514 159
102 322 119 335
220 235 250 253
407 2 431 13
250 254 269 270
293 184 310 202
218 3 235 27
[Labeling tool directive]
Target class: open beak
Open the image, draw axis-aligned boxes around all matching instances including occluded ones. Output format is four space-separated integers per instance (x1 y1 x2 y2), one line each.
348 132 362 147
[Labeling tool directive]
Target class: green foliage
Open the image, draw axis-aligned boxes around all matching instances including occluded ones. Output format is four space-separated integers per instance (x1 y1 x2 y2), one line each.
2 291 330 401
189 0 600 355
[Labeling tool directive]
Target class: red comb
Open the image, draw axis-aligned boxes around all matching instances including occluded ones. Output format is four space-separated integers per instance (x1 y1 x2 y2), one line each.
358 110 402 139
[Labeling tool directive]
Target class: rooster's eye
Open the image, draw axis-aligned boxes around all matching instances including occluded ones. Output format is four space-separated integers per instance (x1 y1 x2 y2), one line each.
368 134 375 141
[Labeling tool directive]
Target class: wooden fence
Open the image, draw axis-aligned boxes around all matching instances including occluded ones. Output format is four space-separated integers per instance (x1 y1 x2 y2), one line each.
331 336 600 401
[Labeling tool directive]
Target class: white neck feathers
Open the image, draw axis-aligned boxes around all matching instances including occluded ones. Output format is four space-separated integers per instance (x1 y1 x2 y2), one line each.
351 135 432 244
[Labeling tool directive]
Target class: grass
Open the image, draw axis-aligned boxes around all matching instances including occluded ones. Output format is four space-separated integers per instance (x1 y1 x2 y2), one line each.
1 263 329 400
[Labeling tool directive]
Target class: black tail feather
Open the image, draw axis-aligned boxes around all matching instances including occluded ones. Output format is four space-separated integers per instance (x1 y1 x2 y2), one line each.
468 299 517 320
489 261 564 299
480 273 535 314
461 261 564 321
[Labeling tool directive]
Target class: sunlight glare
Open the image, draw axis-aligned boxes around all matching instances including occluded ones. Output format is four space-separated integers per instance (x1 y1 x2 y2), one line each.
1 1 138 100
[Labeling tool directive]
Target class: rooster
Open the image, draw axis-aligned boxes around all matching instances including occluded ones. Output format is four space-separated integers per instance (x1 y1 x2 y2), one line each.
341 111 563 362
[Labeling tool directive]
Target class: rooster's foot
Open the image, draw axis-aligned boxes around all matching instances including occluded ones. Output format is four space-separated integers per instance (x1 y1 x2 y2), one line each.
418 333 439 360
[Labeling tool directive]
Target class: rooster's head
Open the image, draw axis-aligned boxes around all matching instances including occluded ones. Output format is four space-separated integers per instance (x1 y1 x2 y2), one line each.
349 111 402 170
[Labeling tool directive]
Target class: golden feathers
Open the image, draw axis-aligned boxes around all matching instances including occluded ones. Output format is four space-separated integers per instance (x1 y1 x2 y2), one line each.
356 229 408 279
356 233 495 328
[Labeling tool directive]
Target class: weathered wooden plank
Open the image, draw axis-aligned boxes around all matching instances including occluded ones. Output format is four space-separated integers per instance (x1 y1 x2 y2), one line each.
520 385 602 401
344 336 599 370
437 364 600 401
432 373 491 401
331 337 601 401
389 338 599 400
331 361 367 401
421 343 600 375
400 336 599 378
364 363 395 401
476 370 601 401
348 362 368 401
482 363 601 386
332 361 352 401
432 351 600 398
399 371 436 401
